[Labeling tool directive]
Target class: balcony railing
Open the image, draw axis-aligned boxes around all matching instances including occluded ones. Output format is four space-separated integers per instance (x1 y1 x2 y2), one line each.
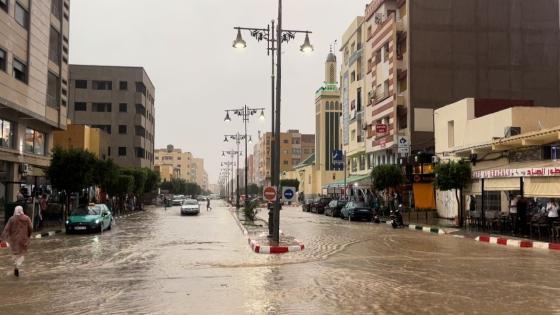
375 87 390 103
349 48 363 66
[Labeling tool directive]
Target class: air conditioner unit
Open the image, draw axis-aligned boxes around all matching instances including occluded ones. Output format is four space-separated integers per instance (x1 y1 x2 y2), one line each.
431 156 440 163
504 126 521 138
19 163 31 174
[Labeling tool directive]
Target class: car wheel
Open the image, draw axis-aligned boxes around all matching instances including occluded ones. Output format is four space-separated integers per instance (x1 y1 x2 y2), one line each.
107 220 112 230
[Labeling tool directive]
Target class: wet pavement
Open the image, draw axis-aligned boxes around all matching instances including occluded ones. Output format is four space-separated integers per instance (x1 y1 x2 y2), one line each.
1 201 559 314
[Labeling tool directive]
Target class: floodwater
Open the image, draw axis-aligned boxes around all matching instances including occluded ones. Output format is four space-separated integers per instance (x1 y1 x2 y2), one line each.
0 200 559 315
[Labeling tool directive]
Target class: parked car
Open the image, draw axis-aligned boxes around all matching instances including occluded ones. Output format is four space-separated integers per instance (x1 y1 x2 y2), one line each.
172 195 184 206
302 199 315 212
340 201 374 221
180 199 200 215
311 197 332 214
66 204 113 233
324 200 347 217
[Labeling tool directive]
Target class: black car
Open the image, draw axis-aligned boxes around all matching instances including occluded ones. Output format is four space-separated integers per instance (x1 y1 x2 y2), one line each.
302 199 315 212
340 201 374 221
324 200 347 217
311 197 332 214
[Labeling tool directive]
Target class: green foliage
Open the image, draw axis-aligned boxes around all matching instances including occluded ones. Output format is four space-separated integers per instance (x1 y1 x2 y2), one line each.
433 160 472 191
144 168 161 193
280 179 300 192
94 159 119 192
121 168 147 196
243 200 258 221
160 178 201 196
47 147 97 193
111 175 134 195
371 164 405 191
246 184 262 195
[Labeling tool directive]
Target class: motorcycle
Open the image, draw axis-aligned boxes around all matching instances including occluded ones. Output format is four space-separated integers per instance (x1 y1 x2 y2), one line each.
390 205 405 228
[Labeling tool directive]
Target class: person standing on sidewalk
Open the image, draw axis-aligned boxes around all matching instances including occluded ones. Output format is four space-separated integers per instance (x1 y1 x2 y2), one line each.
509 194 518 235
38 194 48 229
0 206 33 277
546 199 559 236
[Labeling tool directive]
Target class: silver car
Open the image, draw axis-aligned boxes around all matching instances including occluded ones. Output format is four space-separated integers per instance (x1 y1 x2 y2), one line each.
180 199 200 215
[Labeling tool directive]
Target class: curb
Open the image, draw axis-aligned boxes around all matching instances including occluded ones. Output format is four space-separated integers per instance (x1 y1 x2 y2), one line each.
380 220 446 235
228 208 304 254
475 235 560 251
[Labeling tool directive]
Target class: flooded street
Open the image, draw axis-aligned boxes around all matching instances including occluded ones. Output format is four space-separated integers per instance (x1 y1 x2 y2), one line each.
1 200 559 315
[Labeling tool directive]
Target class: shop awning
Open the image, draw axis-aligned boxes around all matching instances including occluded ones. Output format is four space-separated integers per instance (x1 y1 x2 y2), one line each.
524 177 560 197
322 174 371 189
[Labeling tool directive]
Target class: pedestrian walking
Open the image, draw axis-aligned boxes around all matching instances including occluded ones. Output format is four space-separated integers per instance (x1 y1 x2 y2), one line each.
0 206 33 277
163 195 168 211
207 198 212 211
38 194 48 229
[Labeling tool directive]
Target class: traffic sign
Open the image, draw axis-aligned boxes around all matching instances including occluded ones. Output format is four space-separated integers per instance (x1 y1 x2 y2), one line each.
263 186 277 202
397 136 410 155
398 136 409 147
332 150 343 161
282 187 296 201
398 146 410 155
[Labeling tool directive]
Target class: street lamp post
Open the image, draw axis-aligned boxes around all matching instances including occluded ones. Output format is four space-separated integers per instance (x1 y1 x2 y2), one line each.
221 153 238 205
223 136 248 209
225 106 264 209
232 0 313 242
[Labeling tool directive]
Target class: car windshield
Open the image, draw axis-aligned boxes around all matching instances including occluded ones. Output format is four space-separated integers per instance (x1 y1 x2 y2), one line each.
183 200 198 205
71 206 101 216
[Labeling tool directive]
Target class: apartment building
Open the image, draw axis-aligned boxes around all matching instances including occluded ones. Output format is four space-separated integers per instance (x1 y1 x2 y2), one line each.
340 17 369 177
53 124 110 159
0 0 70 204
154 145 193 182
192 157 208 190
254 130 315 187
68 65 155 169
363 0 560 165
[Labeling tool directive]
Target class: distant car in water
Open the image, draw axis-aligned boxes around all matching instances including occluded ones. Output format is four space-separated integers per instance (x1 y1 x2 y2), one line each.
302 199 315 212
324 200 347 217
172 195 184 206
180 199 200 215
196 195 207 202
340 201 374 221
311 197 332 214
66 204 113 233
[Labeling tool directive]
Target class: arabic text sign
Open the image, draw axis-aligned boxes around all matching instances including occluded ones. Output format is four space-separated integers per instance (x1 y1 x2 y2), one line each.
472 166 560 179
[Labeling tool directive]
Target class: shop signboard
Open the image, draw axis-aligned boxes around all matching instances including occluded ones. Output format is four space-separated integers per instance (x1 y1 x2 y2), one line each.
375 124 387 134
473 166 560 179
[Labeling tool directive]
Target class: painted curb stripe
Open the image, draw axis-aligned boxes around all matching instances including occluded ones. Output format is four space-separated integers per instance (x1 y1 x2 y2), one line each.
520 240 533 248
549 243 560 250
533 241 549 249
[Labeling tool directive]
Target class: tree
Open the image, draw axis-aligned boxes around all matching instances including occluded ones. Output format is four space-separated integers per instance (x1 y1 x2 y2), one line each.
121 168 147 196
185 182 202 196
144 168 161 193
280 179 300 192
246 183 262 195
94 159 119 202
433 160 472 227
371 165 405 213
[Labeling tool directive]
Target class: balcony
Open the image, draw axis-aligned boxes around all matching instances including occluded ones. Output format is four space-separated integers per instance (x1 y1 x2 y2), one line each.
134 113 146 127
396 51 408 71
375 87 390 104
348 48 363 67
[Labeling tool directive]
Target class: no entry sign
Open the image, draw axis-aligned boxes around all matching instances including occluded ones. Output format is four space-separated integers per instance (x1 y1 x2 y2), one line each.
263 186 277 202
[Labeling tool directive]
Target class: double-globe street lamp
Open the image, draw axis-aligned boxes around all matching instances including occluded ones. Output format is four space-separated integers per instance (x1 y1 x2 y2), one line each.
222 140 249 209
232 0 313 242
225 106 265 209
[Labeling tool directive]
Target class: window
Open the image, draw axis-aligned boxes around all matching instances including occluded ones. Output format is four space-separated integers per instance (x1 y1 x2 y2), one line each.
135 104 146 116
12 58 26 83
49 26 61 64
118 147 127 156
283 160 289 165
0 0 7 13
0 119 13 148
92 103 111 112
119 81 128 90
92 125 111 134
119 103 127 112
118 125 127 134
24 128 45 155
92 80 112 90
135 81 146 95
108 147 111 156
15 2 28 29
74 102 86 111
75 80 87 89
283 139 288 144
136 147 145 158
46 72 60 108
0 48 5 71
448 120 455 147
51 0 61 20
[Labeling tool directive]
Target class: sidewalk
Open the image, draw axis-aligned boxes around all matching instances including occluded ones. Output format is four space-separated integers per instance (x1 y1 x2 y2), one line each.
229 206 304 254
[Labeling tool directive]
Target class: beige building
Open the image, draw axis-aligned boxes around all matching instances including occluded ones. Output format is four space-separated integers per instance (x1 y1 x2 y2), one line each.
254 130 315 186
53 124 109 159
340 16 368 177
192 158 208 190
154 145 193 182
0 0 70 206
362 0 560 166
434 98 560 220
68 65 155 169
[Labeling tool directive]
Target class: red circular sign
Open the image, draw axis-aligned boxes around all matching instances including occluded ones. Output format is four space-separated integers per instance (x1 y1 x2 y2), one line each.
263 186 277 202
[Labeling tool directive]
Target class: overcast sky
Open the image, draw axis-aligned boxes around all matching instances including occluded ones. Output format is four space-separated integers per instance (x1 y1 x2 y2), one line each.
69 0 367 184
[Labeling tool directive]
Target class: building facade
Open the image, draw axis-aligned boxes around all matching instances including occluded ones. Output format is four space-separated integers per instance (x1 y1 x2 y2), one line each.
0 0 70 206
154 145 193 182
68 65 155 169
53 124 109 159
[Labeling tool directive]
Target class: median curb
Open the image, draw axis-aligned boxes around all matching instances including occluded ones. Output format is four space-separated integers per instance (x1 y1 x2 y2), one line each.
475 235 560 251
228 208 304 254
379 220 446 235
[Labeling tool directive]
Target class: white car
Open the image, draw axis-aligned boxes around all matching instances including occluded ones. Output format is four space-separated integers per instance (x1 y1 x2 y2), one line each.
180 199 200 215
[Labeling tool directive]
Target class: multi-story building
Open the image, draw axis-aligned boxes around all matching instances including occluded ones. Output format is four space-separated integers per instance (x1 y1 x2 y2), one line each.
68 65 155 169
154 145 193 182
340 17 368 177
53 124 110 159
247 154 255 185
364 0 560 165
0 0 70 206
254 130 315 187
192 157 208 190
